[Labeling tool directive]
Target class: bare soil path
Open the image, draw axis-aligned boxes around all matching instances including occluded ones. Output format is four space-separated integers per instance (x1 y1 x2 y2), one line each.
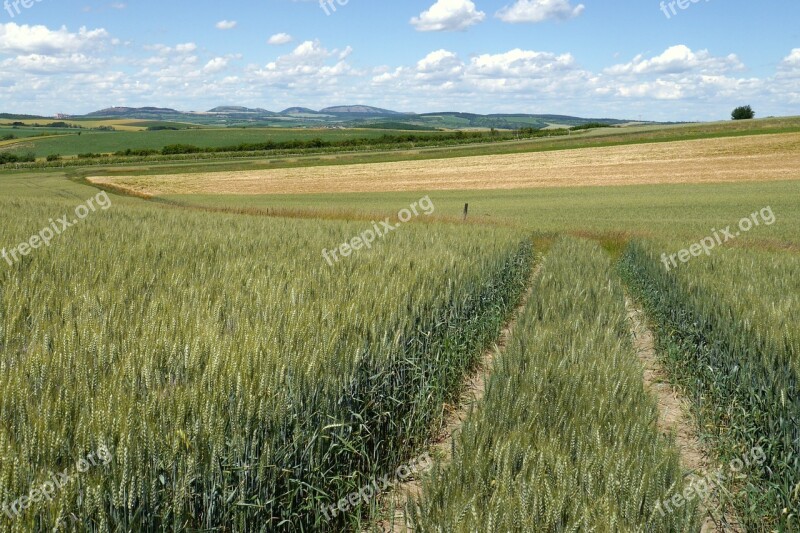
370 274 738 532
369 260 543 532
625 296 740 532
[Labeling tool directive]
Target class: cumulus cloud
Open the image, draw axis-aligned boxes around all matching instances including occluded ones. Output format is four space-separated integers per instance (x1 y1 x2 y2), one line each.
145 42 197 56
786 49 800 63
215 20 237 30
597 45 761 105
496 0 585 23
411 0 486 32
0 23 110 55
248 40 358 89
203 57 229 73
605 45 744 76
771 49 800 103
0 21 794 121
779 49 800 72
415 49 464 83
364 42 781 119
470 49 577 78
373 46 591 97
267 33 293 45
1 53 104 74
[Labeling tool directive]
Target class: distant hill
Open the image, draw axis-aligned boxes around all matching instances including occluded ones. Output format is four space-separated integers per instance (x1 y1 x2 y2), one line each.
358 121 439 131
0 113 48 120
87 107 182 117
320 105 402 115
280 107 321 115
76 105 645 130
503 114 628 125
415 112 631 130
85 106 280 121
208 106 275 114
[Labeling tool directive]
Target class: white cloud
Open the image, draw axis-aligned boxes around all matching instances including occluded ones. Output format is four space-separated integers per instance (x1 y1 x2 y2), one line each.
362 43 782 119
0 23 109 55
415 49 464 83
0 25 795 122
203 57 229 73
267 33 293 45
1 53 104 74
786 49 800 63
605 45 743 76
780 49 800 71
175 42 197 54
496 0 585 23
597 46 761 105
284 40 330 62
81 2 126 12
470 49 577 78
411 0 486 32
248 40 358 89
417 49 458 71
616 80 685 100
338 45 353 60
145 42 197 56
771 49 800 104
215 20 237 30
374 47 590 97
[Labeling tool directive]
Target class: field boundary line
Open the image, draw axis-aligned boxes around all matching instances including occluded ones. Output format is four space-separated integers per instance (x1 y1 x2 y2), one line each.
79 176 517 228
10 117 799 175
624 295 741 533
372 257 544 533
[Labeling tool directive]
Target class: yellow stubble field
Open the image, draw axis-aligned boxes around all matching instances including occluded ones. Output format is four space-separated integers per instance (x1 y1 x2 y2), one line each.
89 132 800 196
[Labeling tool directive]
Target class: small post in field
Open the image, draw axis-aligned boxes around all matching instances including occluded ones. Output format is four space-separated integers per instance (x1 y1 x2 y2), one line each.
463 203 469 221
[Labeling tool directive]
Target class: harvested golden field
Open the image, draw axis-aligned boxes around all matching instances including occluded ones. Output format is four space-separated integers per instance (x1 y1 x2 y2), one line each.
89 132 800 196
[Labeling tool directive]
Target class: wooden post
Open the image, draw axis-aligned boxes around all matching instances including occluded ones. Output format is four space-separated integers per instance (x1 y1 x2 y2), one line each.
463 203 469 221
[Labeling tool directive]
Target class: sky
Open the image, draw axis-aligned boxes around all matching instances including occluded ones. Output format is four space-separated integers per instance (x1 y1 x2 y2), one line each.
0 0 798 121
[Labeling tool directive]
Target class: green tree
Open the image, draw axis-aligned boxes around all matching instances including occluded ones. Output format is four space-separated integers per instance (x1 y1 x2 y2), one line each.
732 105 755 120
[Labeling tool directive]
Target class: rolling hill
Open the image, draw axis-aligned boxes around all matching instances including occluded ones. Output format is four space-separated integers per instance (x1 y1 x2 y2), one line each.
72 105 647 130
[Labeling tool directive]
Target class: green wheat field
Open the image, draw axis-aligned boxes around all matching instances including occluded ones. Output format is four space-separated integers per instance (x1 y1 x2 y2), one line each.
1 123 798 532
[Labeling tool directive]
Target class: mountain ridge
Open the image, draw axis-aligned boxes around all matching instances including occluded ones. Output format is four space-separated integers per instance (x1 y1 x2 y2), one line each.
59 105 648 130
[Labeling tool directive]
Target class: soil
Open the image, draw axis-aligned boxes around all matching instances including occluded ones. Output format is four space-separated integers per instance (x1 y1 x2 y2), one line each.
625 296 740 532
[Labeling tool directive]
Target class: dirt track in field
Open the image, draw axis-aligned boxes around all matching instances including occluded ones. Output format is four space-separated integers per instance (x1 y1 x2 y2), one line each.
374 261 542 532
89 132 800 196
625 296 741 533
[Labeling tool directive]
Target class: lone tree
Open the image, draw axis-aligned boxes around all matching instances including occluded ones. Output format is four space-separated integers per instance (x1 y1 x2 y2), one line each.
732 105 755 120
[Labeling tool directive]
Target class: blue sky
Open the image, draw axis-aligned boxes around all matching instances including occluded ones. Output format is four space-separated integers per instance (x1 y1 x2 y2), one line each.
1 0 798 120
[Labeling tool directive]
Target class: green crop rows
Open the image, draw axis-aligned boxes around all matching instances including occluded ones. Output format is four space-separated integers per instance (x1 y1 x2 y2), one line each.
1 161 798 531
411 238 697 532
0 176 532 530
622 242 800 530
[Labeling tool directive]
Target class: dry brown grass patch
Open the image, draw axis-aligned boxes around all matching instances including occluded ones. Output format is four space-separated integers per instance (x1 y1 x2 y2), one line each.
89 132 800 197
